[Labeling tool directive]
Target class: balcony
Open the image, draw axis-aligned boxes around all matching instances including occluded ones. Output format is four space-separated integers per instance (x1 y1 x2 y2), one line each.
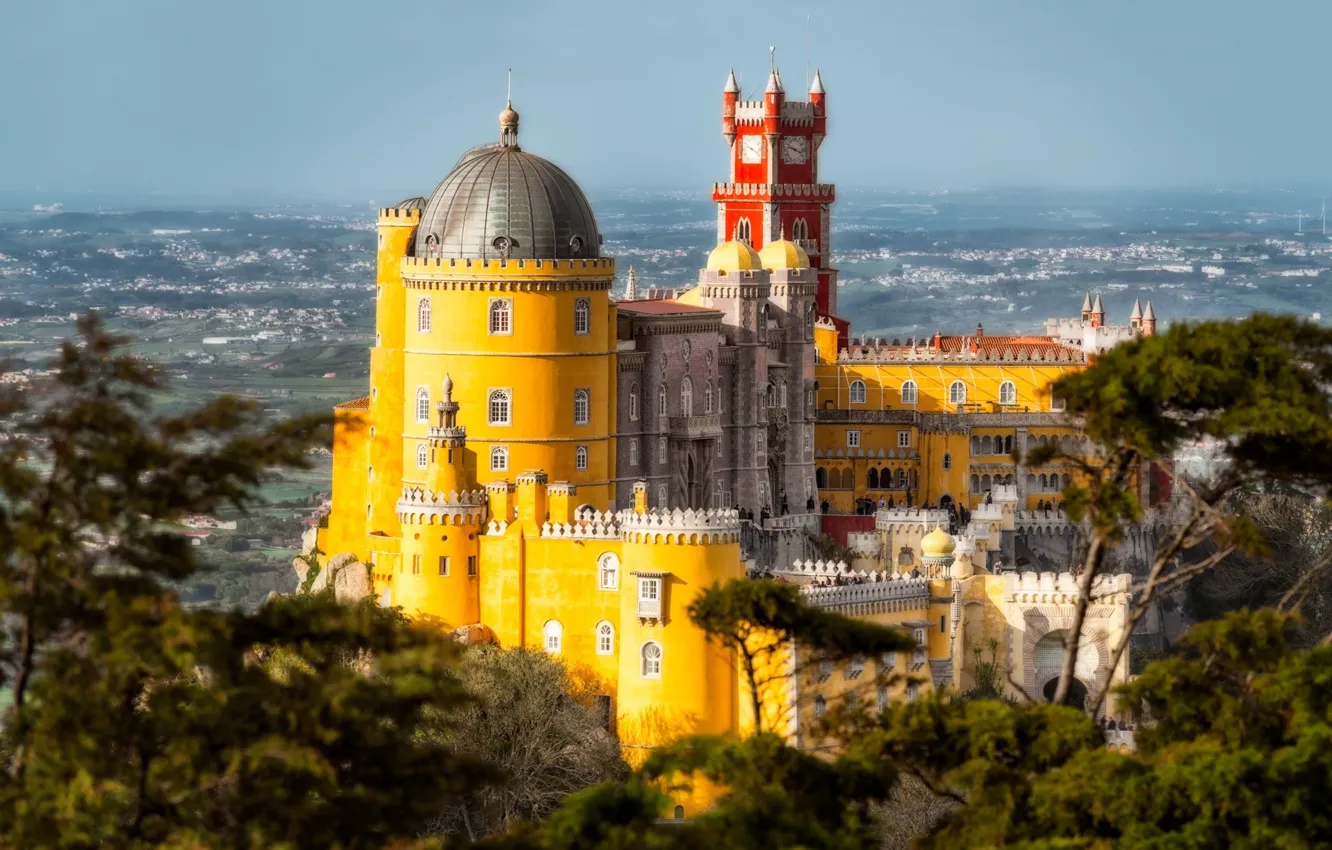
669 413 723 440
794 238 820 256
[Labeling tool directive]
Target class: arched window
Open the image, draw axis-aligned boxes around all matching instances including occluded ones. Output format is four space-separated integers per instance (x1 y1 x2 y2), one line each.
574 297 591 335
658 383 668 417
766 384 776 408
736 217 752 244
641 641 663 678
982 436 993 455
949 381 967 406
900 380 919 405
658 437 667 464
629 439 639 466
657 485 668 507
416 443 428 469
681 377 693 416
574 389 590 426
417 297 431 333
1004 435 1013 455
543 620 563 654
971 474 980 493
488 389 511 426
598 553 619 590
896 468 908 489
816 467 827 488
867 468 879 489
971 435 981 454
814 695 827 719
792 218 809 241
596 621 614 655
490 445 508 471
981 474 992 492
849 380 867 404
575 445 589 471
840 468 855 490
759 304 769 341
943 452 952 471
999 380 1017 406
674 805 685 821
704 382 714 414
628 383 640 421
415 387 430 423
489 298 512 335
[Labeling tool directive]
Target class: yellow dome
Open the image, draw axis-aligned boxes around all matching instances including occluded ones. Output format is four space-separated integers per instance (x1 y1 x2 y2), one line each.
706 240 762 273
920 526 956 558
758 237 809 270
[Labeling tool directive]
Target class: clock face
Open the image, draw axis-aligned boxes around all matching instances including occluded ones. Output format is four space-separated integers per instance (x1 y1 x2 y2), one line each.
740 136 764 164
781 136 809 164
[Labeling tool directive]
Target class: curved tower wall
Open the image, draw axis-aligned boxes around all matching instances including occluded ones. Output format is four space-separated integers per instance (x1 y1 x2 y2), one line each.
399 258 617 508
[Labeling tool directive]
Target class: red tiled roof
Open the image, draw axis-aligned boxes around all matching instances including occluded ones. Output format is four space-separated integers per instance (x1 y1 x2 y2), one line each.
334 396 370 410
617 299 720 316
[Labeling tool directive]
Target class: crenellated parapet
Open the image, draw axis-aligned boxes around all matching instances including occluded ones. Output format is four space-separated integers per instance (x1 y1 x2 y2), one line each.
1005 571 1132 605
836 345 1086 365
796 571 932 615
396 486 488 525
621 507 741 545
875 508 950 532
711 182 836 200
541 513 623 540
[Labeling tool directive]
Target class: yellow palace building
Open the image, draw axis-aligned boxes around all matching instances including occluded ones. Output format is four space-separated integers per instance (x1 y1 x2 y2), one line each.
318 68 1150 776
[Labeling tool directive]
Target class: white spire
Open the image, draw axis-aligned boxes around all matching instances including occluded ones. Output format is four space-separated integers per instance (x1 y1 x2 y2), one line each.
1091 292 1104 314
1143 300 1156 321
724 67 739 93
1081 292 1092 313
810 68 824 94
1130 298 1142 320
625 266 638 300
765 46 782 93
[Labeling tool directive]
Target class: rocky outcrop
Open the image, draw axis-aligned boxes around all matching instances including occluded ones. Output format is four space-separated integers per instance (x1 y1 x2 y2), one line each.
293 550 372 604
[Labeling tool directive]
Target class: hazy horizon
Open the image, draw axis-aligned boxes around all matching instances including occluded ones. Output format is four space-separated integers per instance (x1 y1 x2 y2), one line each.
4 0 1331 202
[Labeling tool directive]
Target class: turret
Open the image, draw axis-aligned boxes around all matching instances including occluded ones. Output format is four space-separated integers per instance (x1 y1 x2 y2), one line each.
1142 301 1157 336
763 63 783 135
1089 293 1105 329
1129 298 1143 330
722 68 739 145
809 68 825 115
625 265 639 300
425 375 468 493
1080 292 1092 322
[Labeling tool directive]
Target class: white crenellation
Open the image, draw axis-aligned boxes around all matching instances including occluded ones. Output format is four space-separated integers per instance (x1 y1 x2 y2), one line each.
620 507 741 544
1004 571 1132 604
396 486 488 525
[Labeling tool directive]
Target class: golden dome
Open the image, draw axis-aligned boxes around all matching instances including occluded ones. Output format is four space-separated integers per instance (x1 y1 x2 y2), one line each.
706 240 762 273
920 526 956 558
758 237 810 270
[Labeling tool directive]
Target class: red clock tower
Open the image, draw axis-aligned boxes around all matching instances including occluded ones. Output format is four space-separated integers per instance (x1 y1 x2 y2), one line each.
715 63 841 324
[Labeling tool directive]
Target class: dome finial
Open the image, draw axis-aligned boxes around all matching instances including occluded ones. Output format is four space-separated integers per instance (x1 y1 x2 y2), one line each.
499 69 520 147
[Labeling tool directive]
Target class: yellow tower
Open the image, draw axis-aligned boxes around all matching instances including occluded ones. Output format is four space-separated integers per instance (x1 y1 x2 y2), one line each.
614 497 744 763
399 102 617 508
393 375 483 625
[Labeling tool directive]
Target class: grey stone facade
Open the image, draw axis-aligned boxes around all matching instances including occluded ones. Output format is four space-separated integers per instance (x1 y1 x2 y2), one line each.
614 264 816 517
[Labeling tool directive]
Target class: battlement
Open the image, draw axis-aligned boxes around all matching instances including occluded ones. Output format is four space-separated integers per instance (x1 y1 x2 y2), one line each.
378 208 421 222
541 513 623 540
396 486 488 525
1004 571 1132 603
733 100 817 125
712 182 836 199
817 446 919 460
401 255 616 281
837 344 1085 365
814 316 838 330
875 508 949 529
621 507 741 544
792 568 932 613
699 270 771 287
1014 508 1074 535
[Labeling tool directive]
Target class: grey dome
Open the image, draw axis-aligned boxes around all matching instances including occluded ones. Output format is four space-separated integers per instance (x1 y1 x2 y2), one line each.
394 196 426 211
414 145 601 261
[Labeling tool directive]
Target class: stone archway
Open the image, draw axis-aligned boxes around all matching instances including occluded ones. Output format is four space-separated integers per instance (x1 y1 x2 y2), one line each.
1042 676 1088 710
1023 620 1110 713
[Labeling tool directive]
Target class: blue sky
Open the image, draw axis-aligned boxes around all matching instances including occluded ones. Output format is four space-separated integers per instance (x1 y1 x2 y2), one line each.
2 0 1329 201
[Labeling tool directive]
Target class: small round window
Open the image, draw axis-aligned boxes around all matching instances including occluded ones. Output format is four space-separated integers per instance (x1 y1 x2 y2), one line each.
569 235 584 256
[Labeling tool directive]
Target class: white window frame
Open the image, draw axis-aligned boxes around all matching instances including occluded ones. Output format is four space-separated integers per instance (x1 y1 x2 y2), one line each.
705 382 714 414
596 621 614 656
629 383 640 421
629 439 639 467
1051 394 1066 412
846 430 861 449
907 682 920 702
813 695 827 719
897 430 911 448
415 386 430 423
640 640 663 678
949 380 967 406
849 380 867 404
575 445 589 471
544 620 563 654
658 438 667 465
490 445 509 472
488 297 513 336
598 552 619 591
416 443 428 470
658 383 668 417
438 555 450 576
574 388 590 426
488 388 512 426
417 296 431 333
574 297 591 335
901 380 919 405
912 627 927 666
999 380 1017 406
680 377 693 416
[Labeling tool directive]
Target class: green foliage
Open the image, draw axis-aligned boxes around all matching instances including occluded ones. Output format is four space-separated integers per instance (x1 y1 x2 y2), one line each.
421 647 628 841
0 315 489 847
961 638 1009 702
